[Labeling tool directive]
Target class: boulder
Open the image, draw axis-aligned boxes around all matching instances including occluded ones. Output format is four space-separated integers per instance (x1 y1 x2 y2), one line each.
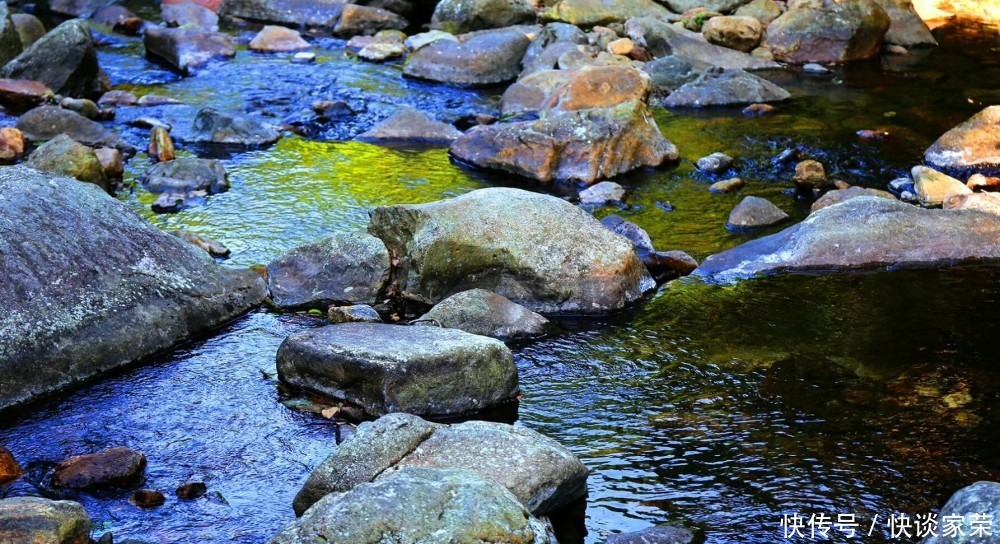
874 0 936 47
520 22 586 75
16 106 129 150
92 5 143 35
664 0 748 13
913 165 972 207
540 63 650 110
219 0 348 28
726 195 788 230
187 107 281 145
266 232 390 309
693 196 1000 283
10 13 45 50
25 134 110 191
696 152 734 174
642 55 709 97
0 126 23 163
923 482 1000 544
333 4 407 38
275 468 554 544
292 412 588 516
414 289 551 341
579 180 625 204
144 157 228 194
143 26 236 74
734 0 782 25
367 187 656 314
924 106 1000 171
52 447 146 489
701 15 762 52
357 106 463 144
44 0 115 17
403 27 531 86
1 19 107 99
764 0 891 64
0 3 22 66
625 17 779 70
249 25 310 51
607 526 698 544
540 0 673 26
810 186 895 213
500 69 571 117
162 1 220 31
0 497 91 544
432 0 535 34
327 304 382 323
662 67 790 107
276 323 518 418
0 166 266 410
0 446 22 484
792 159 828 191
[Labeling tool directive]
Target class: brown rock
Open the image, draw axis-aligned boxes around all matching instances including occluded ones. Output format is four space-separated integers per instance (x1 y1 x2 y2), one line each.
249 25 310 52
162 0 222 11
98 89 138 107
913 165 972 207
810 186 896 213
727 195 788 230
765 0 891 63
94 147 124 180
967 173 1000 192
792 159 829 191
742 103 775 116
0 126 24 164
334 4 408 38
734 0 783 25
499 69 571 117
924 106 1000 170
130 489 165 508
709 177 745 193
679 7 720 32
25 134 111 191
148 126 175 162
943 192 1000 215
51 447 147 489
0 446 22 484
93 5 144 35
702 15 763 52
0 78 53 112
607 37 633 55
541 64 651 112
0 497 91 544
176 481 208 499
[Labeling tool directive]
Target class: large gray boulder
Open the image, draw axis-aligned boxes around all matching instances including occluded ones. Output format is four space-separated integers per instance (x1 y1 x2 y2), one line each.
661 67 790 107
275 468 554 544
625 17 779 70
924 106 1000 171
923 481 1000 544
764 0 890 64
15 106 131 151
266 232 390 309
367 187 656 314
1 19 107 99
414 288 551 341
0 166 266 410
220 0 348 28
276 323 518 419
0 3 22 67
694 196 1000 283
403 27 531 86
431 0 536 34
292 413 588 516
143 26 237 74
0 497 91 544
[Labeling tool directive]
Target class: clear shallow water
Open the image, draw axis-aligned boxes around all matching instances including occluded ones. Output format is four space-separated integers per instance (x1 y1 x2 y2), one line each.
2 10 1000 544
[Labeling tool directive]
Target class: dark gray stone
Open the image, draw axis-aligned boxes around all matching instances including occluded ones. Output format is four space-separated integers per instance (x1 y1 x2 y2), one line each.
162 2 220 31
16 106 131 151
144 157 228 194
143 26 236 74
1 19 107 99
333 4 407 38
607 525 697 544
726 195 788 230
403 27 531 86
357 106 462 144
327 304 382 324
414 289 551 341
663 67 790 108
643 55 709 97
187 107 280 145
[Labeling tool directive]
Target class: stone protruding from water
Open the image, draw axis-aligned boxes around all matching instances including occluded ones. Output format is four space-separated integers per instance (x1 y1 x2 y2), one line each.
431 0 536 34
25 134 110 191
16 105 130 151
414 289 551 341
144 26 237 74
52 447 147 490
912 165 972 207
764 0 890 64
607 525 698 544
924 106 1000 171
276 323 519 419
726 195 788 231
1 19 107 99
0 497 91 544
356 106 463 144
403 27 531 86
187 107 281 145
922 481 1000 544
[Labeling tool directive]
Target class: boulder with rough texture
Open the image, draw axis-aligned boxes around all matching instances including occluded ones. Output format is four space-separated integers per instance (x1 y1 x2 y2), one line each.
924 106 1000 171
944 192 1000 216
0 3 22 66
144 26 236 74
726 195 788 230
0 126 24 163
694 196 1000 283
810 186 895 213
162 2 219 30
16 106 130 150
357 106 463 144
249 25 310 51
52 447 146 489
266 232 390 309
276 323 518 419
665 0 748 13
1 19 107 99
626 17 779 70
913 165 972 207
607 526 698 544
327 304 382 323
368 188 656 314
219 0 349 28
431 0 535 34
403 27 530 86
10 13 45 50
734 0 782 25
0 497 91 544
701 15 762 52
144 157 228 194
334 4 407 38
642 55 709 97
500 69 571 117
414 289 551 341
874 0 936 47
540 0 672 26
764 0 890 64
293 412 588 516
25 134 110 191
187 107 281 145
923 481 1000 544
663 67 790 107
0 166 266 410
275 468 553 544
0 446 22 483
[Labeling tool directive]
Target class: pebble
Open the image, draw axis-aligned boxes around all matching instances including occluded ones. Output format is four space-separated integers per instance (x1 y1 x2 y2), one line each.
130 489 166 509
803 63 830 73
709 177 745 194
292 52 316 63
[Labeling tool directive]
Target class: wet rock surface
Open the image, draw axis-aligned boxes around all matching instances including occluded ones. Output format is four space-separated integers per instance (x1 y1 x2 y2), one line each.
1 19 106 99
52 447 147 489
0 497 91 544
25 134 111 191
764 0 891 63
356 105 462 143
924 106 1000 171
16 106 130 150
923 481 1000 544
726 195 788 230
664 67 791 108
403 27 531 86
414 289 551 341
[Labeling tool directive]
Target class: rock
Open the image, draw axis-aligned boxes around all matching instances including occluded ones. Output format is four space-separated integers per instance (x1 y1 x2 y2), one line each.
499 69 571 117
144 157 228 194
696 152 734 174
663 67 790 107
25 134 110 191
219 0 347 28
176 482 208 499
59 97 99 119
98 90 137 106
625 17 779 70
292 412 588 516
334 4 407 38
370 187 654 313
10 13 45 50
0 446 22 484
248 25 309 51
802 62 829 73
130 490 166 508
742 102 774 116
0 3 22 66
665 0 748 12
0 126 24 163
924 106 1000 171
275 468 554 544
642 55 708 97
93 5 143 35
162 1 220 31
520 22 586 75
810 186 895 213
0 166 266 410
678 8 720 32
357 106 463 144
579 180 625 205
943 192 1000 216
702 15 762 52
357 41 406 61
764 0 890 64
431 0 536 34
327 304 382 323
45 0 116 17
607 37 633 55
726 195 788 230
792 159 828 191
695 196 1000 282
451 67 677 185
912 165 972 207
922 481 1000 544
403 27 530 86
540 0 673 26
0 497 91 544
148 126 175 162
607 526 698 544
1 19 106 99
187 107 280 146
292 51 316 63
16 106 129 151
874 0 936 47
267 233 389 309
143 26 236 74
52 447 146 489
709 177 745 193
734 0 782 25
94 147 123 180
168 230 231 258
414 289 551 341
404 29 458 51
137 94 182 106
276 323 518 418
967 173 1000 192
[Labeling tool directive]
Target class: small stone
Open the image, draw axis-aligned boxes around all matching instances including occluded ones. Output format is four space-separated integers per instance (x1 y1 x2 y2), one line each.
131 116 173 130
0 126 25 164
967 173 1000 192
176 482 208 500
51 447 147 490
709 177 745 193
912 165 971 207
607 37 633 56
857 128 890 141
98 90 137 107
292 51 316 63
327 304 383 324
726 195 788 230
579 180 625 205
312 100 354 119
130 489 165 509
94 147 124 180
152 192 187 213
168 230 231 258
742 103 775 116
696 151 734 174
0 446 22 484
832 179 851 190
899 190 917 203
607 525 697 544
404 29 457 51
886 44 908 55
772 148 801 166
148 126 175 162
803 63 829 74
249 25 310 52
357 42 407 61
137 94 182 106
792 159 829 191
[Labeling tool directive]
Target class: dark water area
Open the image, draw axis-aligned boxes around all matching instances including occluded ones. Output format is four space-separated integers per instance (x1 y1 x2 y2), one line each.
2 6 1000 544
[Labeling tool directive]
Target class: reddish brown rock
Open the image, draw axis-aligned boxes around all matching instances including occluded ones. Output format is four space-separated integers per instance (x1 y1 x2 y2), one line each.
334 5 408 38
541 64 649 111
95 147 124 180
0 446 22 484
148 126 175 162
792 159 829 191
967 173 1000 192
51 447 147 490
0 126 24 164
0 78 53 112
925 106 1000 170
765 0 891 63
176 481 208 499
130 489 166 508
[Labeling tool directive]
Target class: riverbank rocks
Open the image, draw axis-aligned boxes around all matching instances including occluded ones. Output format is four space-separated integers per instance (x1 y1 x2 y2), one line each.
924 106 1000 171
368 187 655 314
219 0 346 28
334 5 407 38
144 26 237 74
664 67 791 107
875 0 936 47
431 0 536 34
0 497 91 544
0 166 266 410
276 323 518 419
403 27 530 86
726 195 788 230
52 447 146 489
923 481 1000 544
693 196 1000 283
414 289 551 341
626 17 779 70
913 165 971 207
2 19 107 99
357 106 463 144
702 15 763 52
144 157 228 194
292 412 588 516
16 106 130 151
275 468 554 544
541 0 672 26
187 107 281 145
764 0 891 64
25 134 110 191
249 26 310 52
266 232 390 309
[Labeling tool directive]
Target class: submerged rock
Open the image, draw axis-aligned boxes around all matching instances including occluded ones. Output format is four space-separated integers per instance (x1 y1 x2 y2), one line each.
663 67 790 108
187 107 280 145
168 230 231 258
414 289 551 341
52 447 147 489
431 0 536 34
923 481 1000 544
924 106 1000 171
25 134 110 191
357 106 463 144
403 27 531 86
0 166 266 410
367 187 656 314
696 152 734 174
2 19 107 99
710 177 745 193
16 106 130 151
764 0 890 64
0 497 91 544
143 26 237 74
276 323 518 419
726 195 788 230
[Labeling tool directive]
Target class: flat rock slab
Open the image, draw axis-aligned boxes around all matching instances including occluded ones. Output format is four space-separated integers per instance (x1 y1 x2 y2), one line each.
276 323 518 419
0 497 91 544
403 27 530 86
16 106 130 151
